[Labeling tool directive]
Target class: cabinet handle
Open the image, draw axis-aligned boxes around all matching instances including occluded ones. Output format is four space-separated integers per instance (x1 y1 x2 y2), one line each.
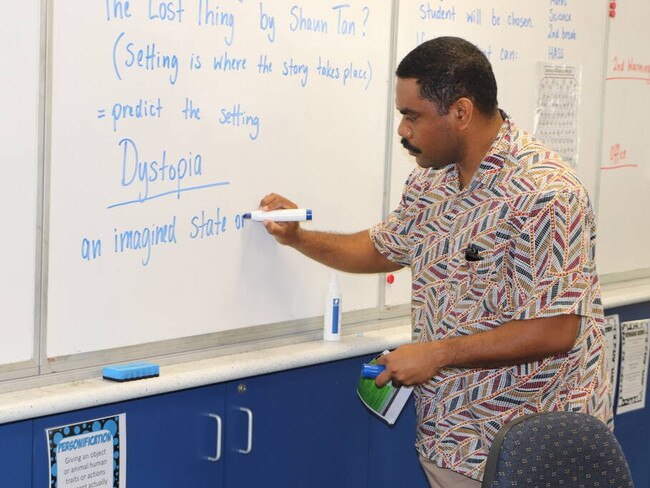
237 407 254 454
206 413 222 461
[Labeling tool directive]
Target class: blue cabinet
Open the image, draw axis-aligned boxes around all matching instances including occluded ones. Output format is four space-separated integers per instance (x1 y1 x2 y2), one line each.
29 345 648 488
32 383 225 487
125 384 226 486
224 356 372 488
25 353 428 487
30 356 373 488
0 420 33 488
368 395 429 488
605 301 650 488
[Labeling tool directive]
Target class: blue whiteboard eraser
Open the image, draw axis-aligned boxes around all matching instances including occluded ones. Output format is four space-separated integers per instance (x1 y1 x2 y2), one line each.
102 362 160 382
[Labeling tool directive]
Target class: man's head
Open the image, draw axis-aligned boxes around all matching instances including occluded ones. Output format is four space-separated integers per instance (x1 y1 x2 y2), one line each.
395 37 499 169
397 36 498 116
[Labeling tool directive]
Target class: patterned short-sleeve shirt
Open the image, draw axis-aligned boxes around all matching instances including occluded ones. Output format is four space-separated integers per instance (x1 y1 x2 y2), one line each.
370 117 612 481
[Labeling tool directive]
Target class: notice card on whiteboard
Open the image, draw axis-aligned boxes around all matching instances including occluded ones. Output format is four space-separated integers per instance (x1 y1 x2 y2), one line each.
46 414 126 488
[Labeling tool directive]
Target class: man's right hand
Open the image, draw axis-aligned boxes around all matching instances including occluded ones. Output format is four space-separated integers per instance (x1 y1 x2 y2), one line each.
258 193 302 246
254 193 402 274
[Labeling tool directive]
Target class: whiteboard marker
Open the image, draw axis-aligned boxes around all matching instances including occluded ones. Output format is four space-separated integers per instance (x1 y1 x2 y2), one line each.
360 363 386 379
242 209 312 222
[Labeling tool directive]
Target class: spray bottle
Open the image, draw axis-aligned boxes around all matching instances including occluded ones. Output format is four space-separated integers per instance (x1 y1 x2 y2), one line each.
323 273 342 341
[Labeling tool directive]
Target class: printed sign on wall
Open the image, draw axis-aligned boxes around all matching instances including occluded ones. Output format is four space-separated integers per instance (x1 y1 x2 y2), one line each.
46 413 126 488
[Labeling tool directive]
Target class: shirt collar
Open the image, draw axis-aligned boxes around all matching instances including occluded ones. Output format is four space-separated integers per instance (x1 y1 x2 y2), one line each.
441 111 513 192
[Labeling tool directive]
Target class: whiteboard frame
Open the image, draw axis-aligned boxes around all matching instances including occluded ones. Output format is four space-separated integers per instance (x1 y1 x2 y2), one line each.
34 0 409 379
595 4 650 281
0 0 48 380
377 0 402 312
2 0 649 390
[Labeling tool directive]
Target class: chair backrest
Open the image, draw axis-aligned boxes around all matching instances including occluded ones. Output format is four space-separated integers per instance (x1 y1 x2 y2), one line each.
482 411 634 488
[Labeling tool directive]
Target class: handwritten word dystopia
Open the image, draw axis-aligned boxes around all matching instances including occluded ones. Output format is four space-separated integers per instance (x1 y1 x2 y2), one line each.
119 138 203 202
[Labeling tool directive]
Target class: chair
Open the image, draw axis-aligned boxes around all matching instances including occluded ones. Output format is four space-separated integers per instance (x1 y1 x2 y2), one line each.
482 411 634 487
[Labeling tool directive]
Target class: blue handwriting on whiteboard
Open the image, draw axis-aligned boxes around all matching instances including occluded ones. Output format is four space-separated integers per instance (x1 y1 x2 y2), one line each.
282 58 309 87
107 98 163 132
499 47 518 61
317 57 340 80
108 181 230 209
113 216 177 266
118 138 203 201
105 0 132 21
289 6 328 33
259 3 276 42
316 57 373 90
212 51 248 71
332 4 356 36
189 208 227 239
549 9 572 23
81 237 102 261
257 54 273 74
197 0 235 45
466 8 481 25
148 0 184 22
548 26 577 40
182 97 201 120
218 104 261 140
548 46 564 60
189 53 202 70
113 32 179 85
343 60 371 88
419 3 456 21
507 11 533 28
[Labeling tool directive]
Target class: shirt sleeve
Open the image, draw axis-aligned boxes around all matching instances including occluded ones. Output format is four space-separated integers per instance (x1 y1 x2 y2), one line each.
503 188 599 321
369 169 423 267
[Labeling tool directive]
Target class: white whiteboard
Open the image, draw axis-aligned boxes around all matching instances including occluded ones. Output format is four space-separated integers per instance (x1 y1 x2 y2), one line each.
0 2 41 366
385 0 609 306
2 0 638 372
597 0 650 277
46 0 392 357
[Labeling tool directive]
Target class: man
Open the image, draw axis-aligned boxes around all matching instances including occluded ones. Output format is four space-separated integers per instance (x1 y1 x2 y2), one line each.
259 37 612 487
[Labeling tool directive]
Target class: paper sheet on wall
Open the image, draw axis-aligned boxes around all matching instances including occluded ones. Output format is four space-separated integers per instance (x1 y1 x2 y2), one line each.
533 64 581 168
46 413 127 488
604 314 621 413
617 319 649 414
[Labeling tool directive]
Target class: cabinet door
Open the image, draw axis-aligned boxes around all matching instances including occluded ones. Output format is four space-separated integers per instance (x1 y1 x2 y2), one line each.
33 383 226 487
0 420 32 488
606 301 650 488
368 394 429 488
225 356 371 488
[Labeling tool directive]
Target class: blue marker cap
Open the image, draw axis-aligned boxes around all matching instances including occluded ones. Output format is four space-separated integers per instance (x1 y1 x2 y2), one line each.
360 363 386 379
305 209 313 221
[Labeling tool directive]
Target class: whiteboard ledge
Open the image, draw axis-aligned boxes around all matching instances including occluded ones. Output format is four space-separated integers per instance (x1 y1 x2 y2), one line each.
601 276 650 309
0 323 411 424
2 277 650 423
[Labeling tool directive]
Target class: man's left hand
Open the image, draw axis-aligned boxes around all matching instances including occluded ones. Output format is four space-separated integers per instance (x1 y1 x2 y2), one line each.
374 343 444 388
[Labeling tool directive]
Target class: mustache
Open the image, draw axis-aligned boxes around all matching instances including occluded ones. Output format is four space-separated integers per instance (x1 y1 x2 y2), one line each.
401 137 422 154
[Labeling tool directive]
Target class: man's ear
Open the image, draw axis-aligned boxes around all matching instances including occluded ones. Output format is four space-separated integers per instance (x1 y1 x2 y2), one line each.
453 98 473 131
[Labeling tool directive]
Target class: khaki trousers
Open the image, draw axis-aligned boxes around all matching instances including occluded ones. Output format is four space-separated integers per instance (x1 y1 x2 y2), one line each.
419 456 482 488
